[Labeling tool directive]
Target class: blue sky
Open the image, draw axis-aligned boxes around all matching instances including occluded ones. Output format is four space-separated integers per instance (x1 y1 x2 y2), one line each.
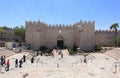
0 0 120 30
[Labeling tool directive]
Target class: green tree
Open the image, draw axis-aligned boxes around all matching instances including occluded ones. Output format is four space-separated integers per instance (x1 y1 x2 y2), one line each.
110 23 119 47
13 26 25 42
0 26 9 30
0 28 5 36
0 26 9 35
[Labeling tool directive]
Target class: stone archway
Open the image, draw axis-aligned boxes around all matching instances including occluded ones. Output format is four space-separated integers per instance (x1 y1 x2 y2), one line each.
57 35 64 49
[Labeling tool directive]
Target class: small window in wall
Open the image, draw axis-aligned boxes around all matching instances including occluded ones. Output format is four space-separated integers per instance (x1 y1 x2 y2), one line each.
59 29 62 33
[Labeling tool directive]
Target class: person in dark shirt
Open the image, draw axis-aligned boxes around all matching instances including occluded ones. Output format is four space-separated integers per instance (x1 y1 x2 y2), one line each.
19 59 23 68
15 59 18 68
31 56 34 63
1 56 3 66
23 55 26 62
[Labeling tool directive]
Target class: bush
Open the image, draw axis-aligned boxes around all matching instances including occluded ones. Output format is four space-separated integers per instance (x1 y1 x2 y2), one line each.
68 48 74 55
39 46 48 53
72 43 78 52
94 45 102 52
116 37 120 47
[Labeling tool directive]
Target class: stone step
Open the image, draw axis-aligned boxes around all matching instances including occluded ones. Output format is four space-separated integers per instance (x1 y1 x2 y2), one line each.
52 49 69 56
0 49 16 57
104 48 120 59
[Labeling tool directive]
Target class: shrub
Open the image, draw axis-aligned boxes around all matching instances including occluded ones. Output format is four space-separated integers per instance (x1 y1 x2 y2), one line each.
94 45 102 52
116 37 120 47
68 48 74 55
72 43 78 52
39 46 48 53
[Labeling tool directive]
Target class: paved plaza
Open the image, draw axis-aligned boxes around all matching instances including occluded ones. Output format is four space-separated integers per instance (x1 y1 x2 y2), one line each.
0 47 120 78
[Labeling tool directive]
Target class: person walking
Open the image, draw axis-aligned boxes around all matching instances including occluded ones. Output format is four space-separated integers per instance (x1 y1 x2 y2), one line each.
40 51 43 56
83 56 87 66
19 59 23 68
0 56 3 66
19 48 22 52
61 53 63 59
51 52 54 58
23 55 26 62
15 59 18 68
3 56 6 65
37 50 39 56
6 59 10 71
31 56 34 63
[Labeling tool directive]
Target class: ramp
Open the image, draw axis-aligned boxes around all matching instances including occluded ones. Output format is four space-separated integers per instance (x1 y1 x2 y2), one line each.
104 48 120 59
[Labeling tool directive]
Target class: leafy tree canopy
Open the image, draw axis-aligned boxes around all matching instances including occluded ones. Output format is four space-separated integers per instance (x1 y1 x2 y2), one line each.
110 23 119 30
0 26 9 30
110 23 119 47
13 26 25 42
0 28 5 34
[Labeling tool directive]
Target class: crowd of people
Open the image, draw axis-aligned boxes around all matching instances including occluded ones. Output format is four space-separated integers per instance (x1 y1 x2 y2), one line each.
0 56 10 71
0 55 27 72
0 51 43 72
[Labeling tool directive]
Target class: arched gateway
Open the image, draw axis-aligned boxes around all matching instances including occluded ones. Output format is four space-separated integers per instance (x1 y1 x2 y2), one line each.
57 35 64 49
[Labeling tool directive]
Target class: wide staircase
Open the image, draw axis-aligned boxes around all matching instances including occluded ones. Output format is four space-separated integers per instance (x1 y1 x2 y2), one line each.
52 49 69 56
0 47 16 57
0 47 35 60
104 48 120 59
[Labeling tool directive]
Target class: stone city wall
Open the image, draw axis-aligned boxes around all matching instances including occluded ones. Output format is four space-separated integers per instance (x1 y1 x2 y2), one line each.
25 21 95 51
95 30 120 46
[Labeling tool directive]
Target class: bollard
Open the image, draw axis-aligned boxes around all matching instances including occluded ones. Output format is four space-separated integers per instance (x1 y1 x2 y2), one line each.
42 63 43 67
57 63 59 68
80 58 82 67
72 63 73 68
114 62 117 73
91 57 93 63
76 62 77 66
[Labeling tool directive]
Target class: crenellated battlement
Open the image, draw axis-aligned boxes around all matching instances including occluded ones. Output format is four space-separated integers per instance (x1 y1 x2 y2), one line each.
25 20 47 26
74 20 95 26
95 30 120 33
26 20 94 28
48 24 74 28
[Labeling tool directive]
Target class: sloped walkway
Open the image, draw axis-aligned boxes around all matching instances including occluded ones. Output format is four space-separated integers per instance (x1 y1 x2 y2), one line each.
104 48 120 59
0 47 16 57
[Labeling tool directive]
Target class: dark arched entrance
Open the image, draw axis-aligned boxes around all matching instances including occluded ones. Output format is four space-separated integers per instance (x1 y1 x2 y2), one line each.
57 35 64 49
57 40 64 49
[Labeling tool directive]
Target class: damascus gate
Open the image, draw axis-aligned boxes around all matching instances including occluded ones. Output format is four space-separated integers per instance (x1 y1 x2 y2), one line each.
25 21 95 51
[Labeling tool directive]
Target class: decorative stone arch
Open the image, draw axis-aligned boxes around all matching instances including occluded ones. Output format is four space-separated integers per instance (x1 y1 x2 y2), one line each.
57 35 64 40
57 35 64 49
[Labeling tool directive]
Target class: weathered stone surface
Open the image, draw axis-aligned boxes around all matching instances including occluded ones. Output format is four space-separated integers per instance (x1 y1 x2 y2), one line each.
25 21 95 51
